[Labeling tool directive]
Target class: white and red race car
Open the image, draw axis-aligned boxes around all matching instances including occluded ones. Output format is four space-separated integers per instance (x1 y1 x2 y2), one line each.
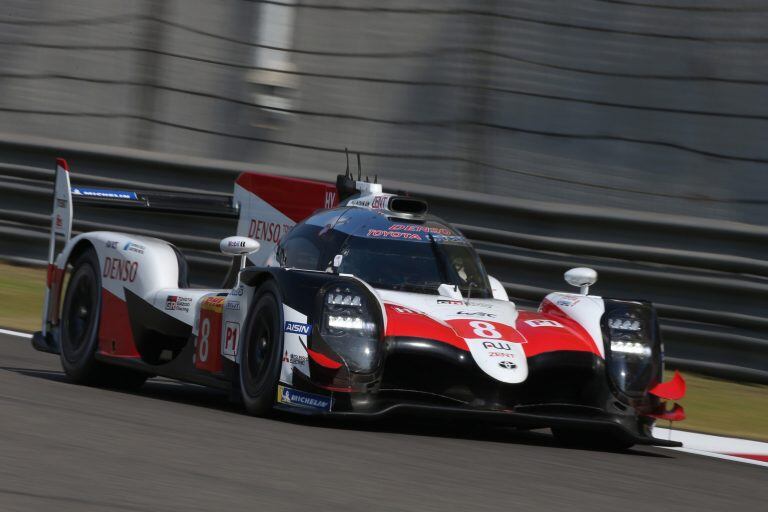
33 158 686 449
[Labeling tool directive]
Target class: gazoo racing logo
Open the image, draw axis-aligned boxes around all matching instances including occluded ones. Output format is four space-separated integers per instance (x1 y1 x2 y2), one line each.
103 257 138 282
284 321 312 335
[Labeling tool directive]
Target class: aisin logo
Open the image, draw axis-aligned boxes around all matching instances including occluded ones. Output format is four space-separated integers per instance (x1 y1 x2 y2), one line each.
498 360 516 370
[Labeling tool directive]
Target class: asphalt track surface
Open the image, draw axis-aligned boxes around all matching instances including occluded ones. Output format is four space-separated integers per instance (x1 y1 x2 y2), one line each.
0 332 765 512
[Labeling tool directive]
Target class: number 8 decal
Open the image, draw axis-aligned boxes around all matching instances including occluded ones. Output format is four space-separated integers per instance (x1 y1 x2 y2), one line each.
469 320 502 339
199 317 210 362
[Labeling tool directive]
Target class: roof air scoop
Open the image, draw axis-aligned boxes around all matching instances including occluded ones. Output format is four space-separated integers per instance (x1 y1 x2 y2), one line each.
388 196 428 216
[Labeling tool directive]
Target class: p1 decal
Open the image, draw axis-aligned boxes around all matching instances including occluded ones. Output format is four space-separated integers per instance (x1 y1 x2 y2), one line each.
277 385 332 411
223 321 239 357
195 296 225 373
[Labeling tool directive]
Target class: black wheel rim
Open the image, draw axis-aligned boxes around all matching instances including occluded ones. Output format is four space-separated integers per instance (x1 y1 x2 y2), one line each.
62 265 98 362
243 298 278 397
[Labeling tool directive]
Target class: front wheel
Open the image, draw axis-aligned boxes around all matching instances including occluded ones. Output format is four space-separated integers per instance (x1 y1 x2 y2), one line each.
59 247 147 389
239 280 284 416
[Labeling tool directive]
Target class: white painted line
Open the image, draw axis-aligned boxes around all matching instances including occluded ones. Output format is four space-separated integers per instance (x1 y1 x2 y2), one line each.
655 427 768 468
0 328 32 339
663 446 768 468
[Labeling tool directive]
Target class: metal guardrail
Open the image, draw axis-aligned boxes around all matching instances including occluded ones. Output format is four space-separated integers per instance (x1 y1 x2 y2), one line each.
0 137 766 383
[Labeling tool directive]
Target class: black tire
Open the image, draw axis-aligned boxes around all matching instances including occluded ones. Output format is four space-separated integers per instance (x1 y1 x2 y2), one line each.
551 427 635 451
239 280 284 416
59 248 147 389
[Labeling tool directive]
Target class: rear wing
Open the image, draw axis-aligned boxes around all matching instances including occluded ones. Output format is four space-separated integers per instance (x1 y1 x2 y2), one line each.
40 159 72 339
233 172 339 265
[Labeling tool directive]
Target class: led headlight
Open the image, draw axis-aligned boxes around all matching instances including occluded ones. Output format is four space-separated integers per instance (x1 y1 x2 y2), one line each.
603 302 661 398
320 283 380 373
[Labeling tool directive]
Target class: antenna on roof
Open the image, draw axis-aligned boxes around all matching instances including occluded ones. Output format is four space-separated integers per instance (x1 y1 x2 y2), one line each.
345 148 350 178
357 153 362 181
374 174 378 184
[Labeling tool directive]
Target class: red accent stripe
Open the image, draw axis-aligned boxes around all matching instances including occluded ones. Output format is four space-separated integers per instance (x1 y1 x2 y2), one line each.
384 304 468 351
46 264 55 287
308 348 343 369
48 266 66 324
726 453 768 463
56 157 69 172
235 172 338 223
516 309 602 358
98 289 141 358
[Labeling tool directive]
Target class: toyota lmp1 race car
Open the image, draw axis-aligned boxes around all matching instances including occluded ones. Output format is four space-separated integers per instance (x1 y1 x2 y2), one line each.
33 157 687 450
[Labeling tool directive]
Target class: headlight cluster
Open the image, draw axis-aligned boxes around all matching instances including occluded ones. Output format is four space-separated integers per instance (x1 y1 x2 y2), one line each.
603 303 660 398
320 284 380 373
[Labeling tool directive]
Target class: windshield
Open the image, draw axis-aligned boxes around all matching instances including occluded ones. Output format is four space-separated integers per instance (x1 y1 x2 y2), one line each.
337 235 492 297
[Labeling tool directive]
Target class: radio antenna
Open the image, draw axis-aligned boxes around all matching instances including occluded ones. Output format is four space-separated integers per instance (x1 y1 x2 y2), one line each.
374 174 378 184
357 153 362 181
345 148 350 178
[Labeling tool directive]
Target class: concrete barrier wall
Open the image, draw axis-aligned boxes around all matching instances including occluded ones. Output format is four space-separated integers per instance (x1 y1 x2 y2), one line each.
1 0 767 223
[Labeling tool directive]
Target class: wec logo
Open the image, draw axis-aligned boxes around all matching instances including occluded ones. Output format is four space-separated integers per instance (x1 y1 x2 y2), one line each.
284 321 312 335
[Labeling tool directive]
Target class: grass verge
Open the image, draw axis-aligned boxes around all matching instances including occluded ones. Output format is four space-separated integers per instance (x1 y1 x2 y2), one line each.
0 261 47 332
0 261 765 441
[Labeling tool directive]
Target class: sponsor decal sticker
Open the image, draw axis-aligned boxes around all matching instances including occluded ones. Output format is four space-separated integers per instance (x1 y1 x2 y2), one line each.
165 295 193 313
389 224 453 235
283 351 308 366
371 195 387 209
72 187 138 201
224 301 241 311
456 311 496 318
284 321 312 335
103 257 138 282
367 229 421 240
223 321 239 356
482 341 514 351
437 299 463 305
524 319 564 328
498 360 517 370
228 285 244 296
277 385 332 411
323 190 336 208
105 240 118 249
56 198 67 208
201 296 225 313
488 351 515 358
248 218 291 243
122 241 145 254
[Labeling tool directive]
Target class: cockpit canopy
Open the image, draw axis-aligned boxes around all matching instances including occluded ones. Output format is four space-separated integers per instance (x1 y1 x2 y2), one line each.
276 206 492 298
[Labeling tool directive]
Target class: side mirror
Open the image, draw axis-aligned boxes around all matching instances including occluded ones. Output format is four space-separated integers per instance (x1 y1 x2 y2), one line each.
564 267 597 295
220 237 260 287
220 236 260 256
220 236 260 273
488 276 509 301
